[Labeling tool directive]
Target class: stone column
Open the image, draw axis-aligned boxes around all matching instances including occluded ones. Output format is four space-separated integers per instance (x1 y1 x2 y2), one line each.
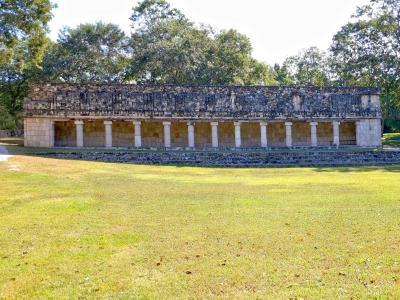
234 122 241 148
74 120 84 148
310 121 318 147
332 121 340 147
104 120 113 148
163 121 171 148
133 121 142 148
49 120 55 148
260 122 268 148
285 122 293 147
211 122 218 148
356 120 361 146
187 122 195 148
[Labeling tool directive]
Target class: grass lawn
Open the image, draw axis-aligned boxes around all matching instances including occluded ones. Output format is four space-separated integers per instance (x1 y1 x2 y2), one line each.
0 141 400 298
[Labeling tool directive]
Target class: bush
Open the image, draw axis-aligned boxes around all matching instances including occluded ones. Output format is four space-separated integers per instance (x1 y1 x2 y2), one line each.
0 105 16 130
383 119 400 133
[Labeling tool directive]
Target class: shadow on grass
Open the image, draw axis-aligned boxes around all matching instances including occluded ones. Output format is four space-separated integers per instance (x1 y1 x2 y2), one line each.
312 165 400 173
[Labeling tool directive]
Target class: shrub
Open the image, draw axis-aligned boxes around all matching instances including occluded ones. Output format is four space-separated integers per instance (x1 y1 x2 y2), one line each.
0 105 16 130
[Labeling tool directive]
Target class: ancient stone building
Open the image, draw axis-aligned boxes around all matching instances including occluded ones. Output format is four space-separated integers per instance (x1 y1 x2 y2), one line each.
24 84 382 149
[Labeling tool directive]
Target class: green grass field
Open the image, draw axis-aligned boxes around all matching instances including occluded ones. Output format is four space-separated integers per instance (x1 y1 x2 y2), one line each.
1 138 400 299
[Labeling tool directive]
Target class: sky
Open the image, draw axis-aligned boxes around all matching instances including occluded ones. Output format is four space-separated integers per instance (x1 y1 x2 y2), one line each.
48 0 369 65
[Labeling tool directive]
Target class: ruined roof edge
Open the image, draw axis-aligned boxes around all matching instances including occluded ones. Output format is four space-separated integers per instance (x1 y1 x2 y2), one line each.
28 83 380 94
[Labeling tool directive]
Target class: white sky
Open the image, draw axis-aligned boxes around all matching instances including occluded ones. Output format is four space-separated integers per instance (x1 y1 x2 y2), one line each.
48 0 368 65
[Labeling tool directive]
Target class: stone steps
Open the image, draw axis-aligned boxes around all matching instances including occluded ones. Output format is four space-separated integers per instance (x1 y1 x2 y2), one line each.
43 150 400 167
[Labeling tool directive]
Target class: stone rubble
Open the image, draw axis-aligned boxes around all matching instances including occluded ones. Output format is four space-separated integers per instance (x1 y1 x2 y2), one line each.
42 150 400 168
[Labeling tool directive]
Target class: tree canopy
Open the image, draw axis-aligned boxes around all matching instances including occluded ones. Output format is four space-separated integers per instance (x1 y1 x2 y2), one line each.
40 22 129 83
0 0 53 129
281 47 331 86
0 0 53 70
127 0 276 85
329 0 400 124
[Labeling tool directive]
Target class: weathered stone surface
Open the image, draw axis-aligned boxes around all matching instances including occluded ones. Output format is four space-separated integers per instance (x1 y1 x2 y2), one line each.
24 118 54 147
24 84 381 120
23 84 383 149
42 150 400 167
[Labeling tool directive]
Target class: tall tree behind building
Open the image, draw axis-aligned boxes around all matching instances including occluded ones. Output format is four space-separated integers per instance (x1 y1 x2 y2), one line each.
329 0 400 129
281 47 331 86
127 0 276 85
40 22 129 83
0 0 53 129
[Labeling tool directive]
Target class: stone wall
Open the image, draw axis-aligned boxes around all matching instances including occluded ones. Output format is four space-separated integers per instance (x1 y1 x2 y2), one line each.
171 122 187 147
83 121 105 147
194 123 212 148
340 122 357 145
292 122 311 146
54 121 75 147
218 123 235 147
267 123 286 147
241 123 260 147
113 121 134 148
142 122 164 148
317 123 333 146
357 119 382 147
24 84 381 120
24 118 53 148
42 150 400 167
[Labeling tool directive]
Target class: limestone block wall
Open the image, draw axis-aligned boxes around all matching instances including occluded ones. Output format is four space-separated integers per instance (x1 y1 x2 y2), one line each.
267 123 286 147
25 84 381 121
142 121 164 148
194 123 212 148
340 122 357 145
357 119 382 147
171 122 187 147
292 122 311 146
55 121 76 147
317 123 333 146
24 118 53 148
219 123 235 147
113 121 134 148
83 121 105 147
241 123 260 147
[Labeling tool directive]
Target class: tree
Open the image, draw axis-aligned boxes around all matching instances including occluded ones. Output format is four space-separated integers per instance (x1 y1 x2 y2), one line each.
208 29 276 86
0 0 53 70
128 0 275 85
0 103 16 129
0 63 27 113
0 0 53 129
40 22 129 83
282 47 331 86
329 0 400 121
128 19 213 84
130 0 186 31
273 64 294 85
128 0 210 84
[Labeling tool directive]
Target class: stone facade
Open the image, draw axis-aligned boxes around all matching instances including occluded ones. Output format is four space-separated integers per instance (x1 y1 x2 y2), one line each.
24 84 382 149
